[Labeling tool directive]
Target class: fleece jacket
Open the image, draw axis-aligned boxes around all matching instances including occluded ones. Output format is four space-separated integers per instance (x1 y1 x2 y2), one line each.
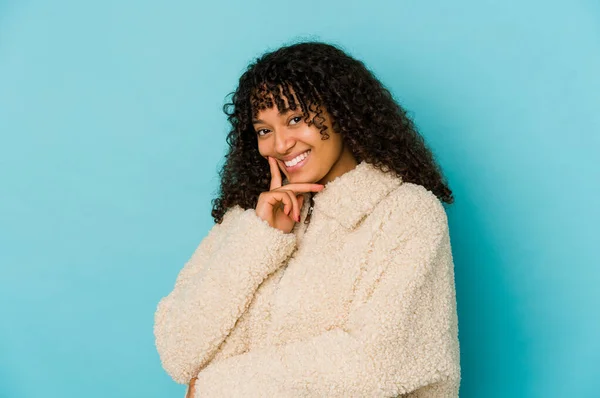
154 160 461 397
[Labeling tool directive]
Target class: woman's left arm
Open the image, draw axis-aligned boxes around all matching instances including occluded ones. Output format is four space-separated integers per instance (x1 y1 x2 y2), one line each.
191 190 461 397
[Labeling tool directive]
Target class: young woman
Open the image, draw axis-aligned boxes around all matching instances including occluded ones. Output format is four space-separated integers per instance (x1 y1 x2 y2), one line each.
154 41 461 397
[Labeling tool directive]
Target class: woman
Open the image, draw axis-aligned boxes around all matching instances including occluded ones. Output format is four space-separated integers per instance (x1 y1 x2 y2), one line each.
154 41 461 397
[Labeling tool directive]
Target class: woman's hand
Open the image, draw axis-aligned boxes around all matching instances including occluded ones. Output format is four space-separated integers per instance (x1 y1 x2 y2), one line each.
255 156 324 234
186 377 197 398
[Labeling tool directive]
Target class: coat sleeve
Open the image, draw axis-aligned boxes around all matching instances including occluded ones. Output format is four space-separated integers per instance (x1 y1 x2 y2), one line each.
192 191 461 397
153 205 297 384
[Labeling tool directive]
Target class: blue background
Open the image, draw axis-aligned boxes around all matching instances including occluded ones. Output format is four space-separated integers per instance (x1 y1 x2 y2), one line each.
1 0 598 397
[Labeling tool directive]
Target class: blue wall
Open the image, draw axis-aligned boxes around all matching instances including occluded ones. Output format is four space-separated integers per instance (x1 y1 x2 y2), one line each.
1 1 598 397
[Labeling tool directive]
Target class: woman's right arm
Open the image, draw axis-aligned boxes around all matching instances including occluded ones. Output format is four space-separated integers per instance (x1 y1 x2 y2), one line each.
153 205 297 384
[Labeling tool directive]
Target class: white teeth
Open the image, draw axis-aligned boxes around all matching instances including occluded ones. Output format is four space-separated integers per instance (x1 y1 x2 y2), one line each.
284 150 310 167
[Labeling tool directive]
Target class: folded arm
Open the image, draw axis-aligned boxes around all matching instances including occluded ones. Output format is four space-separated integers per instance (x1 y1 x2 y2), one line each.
193 191 461 397
153 206 297 384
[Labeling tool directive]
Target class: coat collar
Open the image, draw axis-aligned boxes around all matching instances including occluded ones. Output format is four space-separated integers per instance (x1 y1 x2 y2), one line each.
299 161 403 229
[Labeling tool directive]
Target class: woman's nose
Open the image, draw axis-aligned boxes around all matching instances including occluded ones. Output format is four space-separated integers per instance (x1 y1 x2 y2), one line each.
274 128 295 154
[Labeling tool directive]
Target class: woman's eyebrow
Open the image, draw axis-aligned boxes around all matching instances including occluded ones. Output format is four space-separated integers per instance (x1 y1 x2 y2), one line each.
252 109 294 124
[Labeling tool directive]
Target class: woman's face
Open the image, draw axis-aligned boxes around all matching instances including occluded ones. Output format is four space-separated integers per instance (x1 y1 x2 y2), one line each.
252 98 358 186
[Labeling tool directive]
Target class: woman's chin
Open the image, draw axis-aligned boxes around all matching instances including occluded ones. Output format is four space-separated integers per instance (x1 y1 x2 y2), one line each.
287 175 309 184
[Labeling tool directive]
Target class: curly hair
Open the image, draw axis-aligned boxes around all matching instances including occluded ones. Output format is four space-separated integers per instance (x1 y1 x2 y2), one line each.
211 41 454 224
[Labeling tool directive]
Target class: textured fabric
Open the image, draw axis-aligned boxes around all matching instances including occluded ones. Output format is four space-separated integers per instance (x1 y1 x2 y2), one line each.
153 160 461 397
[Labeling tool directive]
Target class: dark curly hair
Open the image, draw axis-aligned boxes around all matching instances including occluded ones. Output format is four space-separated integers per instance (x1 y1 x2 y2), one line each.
211 41 454 224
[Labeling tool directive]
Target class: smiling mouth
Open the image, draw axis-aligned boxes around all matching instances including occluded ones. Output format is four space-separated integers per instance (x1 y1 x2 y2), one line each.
282 150 311 172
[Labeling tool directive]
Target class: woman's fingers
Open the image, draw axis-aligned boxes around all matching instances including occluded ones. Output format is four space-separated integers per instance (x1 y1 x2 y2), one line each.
258 158 325 229
273 184 323 221
268 156 283 190
296 194 305 220
264 190 292 217
277 190 300 221
263 189 301 221
283 189 300 221
282 192 293 217
281 183 325 194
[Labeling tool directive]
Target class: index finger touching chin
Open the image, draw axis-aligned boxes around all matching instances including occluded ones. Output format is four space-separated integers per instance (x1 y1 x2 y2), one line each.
268 156 282 190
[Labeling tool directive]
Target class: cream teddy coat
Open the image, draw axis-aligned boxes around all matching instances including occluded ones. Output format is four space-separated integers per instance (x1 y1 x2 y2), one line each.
153 160 461 397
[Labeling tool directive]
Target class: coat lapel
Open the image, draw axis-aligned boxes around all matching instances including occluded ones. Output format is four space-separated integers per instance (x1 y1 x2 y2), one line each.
311 161 403 229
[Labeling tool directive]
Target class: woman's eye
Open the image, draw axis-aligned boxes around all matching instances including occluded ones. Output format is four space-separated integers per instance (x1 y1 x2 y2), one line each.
289 116 302 125
256 129 269 136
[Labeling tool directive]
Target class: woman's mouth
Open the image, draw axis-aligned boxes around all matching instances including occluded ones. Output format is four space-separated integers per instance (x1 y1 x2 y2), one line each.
282 149 311 173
